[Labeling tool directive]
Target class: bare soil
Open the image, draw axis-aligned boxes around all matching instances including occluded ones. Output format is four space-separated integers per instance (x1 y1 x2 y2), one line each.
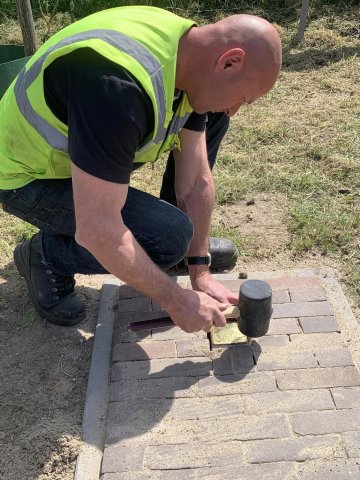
0 194 358 479
0 268 112 480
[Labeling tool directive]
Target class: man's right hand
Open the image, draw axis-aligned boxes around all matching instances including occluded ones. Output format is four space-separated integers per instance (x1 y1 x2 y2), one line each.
167 289 228 333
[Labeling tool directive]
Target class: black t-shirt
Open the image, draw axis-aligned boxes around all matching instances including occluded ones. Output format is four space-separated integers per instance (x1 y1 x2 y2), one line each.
43 48 207 184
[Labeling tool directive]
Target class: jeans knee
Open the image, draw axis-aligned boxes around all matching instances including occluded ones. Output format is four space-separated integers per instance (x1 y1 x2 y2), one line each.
157 208 193 269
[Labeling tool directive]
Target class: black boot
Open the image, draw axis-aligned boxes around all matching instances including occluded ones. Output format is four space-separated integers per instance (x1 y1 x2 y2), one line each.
209 237 239 269
13 234 86 326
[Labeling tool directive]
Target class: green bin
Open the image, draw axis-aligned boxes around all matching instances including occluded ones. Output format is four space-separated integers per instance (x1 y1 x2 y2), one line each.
0 45 31 99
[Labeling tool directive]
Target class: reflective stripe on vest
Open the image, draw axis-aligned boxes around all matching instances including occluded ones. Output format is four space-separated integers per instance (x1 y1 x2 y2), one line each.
14 29 167 152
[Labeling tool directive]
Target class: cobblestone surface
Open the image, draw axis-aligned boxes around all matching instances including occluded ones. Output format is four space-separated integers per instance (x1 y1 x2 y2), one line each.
100 274 360 479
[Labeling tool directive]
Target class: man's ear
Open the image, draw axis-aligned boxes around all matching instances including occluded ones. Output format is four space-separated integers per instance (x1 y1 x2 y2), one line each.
215 48 245 74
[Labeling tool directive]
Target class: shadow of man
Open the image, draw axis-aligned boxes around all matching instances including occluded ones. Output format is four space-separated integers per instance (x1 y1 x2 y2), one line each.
105 339 260 448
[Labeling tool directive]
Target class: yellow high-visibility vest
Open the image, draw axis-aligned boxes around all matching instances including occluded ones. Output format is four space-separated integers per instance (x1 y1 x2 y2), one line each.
0 6 195 189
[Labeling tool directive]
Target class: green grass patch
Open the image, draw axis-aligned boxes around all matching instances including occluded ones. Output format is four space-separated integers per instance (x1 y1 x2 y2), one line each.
0 402 25 412
20 308 39 329
288 197 360 254
0 212 38 263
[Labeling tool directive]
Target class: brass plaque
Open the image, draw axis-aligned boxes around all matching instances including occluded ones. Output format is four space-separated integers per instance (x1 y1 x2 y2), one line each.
210 320 248 346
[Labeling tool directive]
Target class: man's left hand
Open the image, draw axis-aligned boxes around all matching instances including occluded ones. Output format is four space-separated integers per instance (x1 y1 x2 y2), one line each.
190 271 238 305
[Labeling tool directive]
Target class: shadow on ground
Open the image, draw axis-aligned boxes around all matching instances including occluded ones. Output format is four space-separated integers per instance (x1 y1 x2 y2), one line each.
106 340 259 447
283 45 360 71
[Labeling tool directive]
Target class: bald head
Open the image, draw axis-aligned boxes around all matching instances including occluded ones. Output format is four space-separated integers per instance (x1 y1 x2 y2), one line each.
214 14 282 91
177 14 282 115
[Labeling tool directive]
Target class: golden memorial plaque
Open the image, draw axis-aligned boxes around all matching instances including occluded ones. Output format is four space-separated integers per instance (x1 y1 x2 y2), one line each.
210 320 249 346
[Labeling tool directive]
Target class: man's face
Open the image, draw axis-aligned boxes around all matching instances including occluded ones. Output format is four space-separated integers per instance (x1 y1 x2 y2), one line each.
187 70 268 117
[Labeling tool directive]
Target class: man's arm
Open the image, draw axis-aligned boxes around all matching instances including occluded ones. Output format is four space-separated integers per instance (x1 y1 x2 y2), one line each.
71 163 227 332
174 128 214 258
174 128 238 304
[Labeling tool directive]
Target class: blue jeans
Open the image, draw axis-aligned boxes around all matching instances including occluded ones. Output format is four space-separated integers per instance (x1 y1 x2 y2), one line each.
0 113 229 276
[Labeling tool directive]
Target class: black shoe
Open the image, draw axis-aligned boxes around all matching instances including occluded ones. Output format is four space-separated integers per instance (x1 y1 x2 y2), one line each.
209 237 239 269
13 235 86 326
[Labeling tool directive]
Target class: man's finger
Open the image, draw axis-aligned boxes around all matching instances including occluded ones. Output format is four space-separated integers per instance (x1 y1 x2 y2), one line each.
218 302 231 311
213 312 226 328
203 321 214 332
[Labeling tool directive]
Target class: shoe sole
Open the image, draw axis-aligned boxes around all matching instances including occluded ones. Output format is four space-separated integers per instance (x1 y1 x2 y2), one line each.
14 243 86 327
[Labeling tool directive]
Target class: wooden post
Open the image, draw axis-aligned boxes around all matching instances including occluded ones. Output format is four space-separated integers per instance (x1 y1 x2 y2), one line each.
15 0 38 55
296 0 309 43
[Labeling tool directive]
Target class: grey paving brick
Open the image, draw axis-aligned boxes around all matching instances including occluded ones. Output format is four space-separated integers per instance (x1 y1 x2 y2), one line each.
257 350 318 371
272 301 333 319
296 459 360 479
108 395 245 428
252 335 290 348
290 332 345 349
117 297 152 313
111 357 212 381
299 315 340 333
195 462 297 480
198 371 276 395
216 279 244 292
107 413 291 447
175 338 210 357
109 376 201 401
107 398 173 426
332 387 360 409
212 346 255 375
151 326 207 340
145 441 246 469
290 408 360 435
267 276 321 290
266 317 301 335
276 366 360 390
167 412 287 445
246 434 345 463
101 444 145 473
244 389 335 415
167 395 246 420
343 431 360 457
272 290 291 304
316 349 355 367
232 346 256 373
290 287 327 303
113 326 152 344
112 340 176 362
212 347 233 375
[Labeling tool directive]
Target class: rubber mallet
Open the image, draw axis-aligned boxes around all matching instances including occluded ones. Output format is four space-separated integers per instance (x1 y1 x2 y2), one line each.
127 279 272 342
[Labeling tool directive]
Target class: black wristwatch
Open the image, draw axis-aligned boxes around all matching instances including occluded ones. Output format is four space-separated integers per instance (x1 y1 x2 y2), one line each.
184 253 211 267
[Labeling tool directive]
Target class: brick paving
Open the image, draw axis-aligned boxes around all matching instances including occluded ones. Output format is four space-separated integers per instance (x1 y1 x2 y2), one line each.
100 273 360 479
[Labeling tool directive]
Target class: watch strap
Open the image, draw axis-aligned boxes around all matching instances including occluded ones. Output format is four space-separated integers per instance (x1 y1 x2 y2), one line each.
185 254 211 266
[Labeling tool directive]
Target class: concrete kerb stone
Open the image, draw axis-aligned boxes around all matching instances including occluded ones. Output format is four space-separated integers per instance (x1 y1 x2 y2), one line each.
74 278 120 480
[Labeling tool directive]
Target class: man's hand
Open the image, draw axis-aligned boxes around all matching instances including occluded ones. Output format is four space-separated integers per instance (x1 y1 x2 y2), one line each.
167 288 228 333
190 270 239 305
